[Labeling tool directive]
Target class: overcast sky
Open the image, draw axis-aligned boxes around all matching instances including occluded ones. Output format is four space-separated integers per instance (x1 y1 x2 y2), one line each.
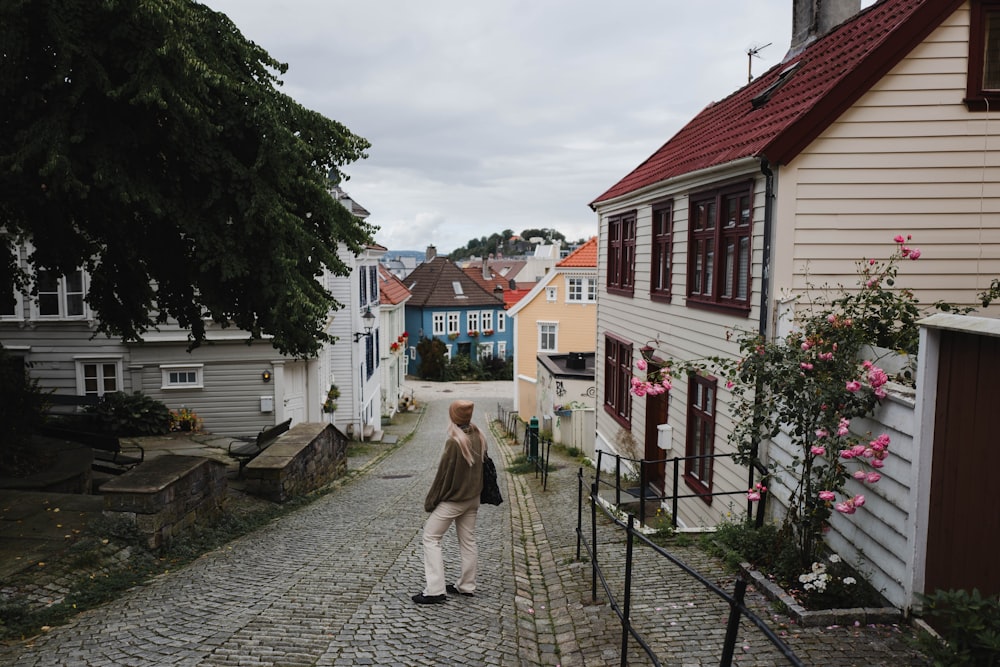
203 0 874 254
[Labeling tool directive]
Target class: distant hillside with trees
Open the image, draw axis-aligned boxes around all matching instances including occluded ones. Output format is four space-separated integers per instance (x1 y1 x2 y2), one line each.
448 228 583 261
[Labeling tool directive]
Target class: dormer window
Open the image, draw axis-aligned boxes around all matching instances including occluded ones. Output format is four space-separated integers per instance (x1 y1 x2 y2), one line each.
966 1 1000 110
751 62 801 109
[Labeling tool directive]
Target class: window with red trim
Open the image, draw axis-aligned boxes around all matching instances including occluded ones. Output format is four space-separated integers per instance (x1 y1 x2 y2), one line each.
603 335 632 428
967 1 1000 111
684 373 716 501
650 202 673 302
606 211 636 297
687 183 753 311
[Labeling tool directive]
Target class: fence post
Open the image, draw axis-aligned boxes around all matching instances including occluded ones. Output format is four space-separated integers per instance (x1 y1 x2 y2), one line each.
528 416 539 461
621 515 636 667
639 463 647 528
576 468 583 560
671 458 680 530
719 577 748 667
615 456 622 507
591 481 599 603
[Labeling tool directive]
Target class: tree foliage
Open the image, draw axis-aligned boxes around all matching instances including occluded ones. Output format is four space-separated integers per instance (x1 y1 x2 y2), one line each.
0 0 372 357
448 227 579 261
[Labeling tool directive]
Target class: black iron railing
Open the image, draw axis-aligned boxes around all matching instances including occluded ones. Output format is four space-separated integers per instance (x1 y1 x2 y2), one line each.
576 468 804 667
593 450 767 529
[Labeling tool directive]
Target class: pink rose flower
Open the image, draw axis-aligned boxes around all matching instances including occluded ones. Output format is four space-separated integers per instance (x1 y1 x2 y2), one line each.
845 380 861 392
835 501 856 515
818 490 836 501
909 248 921 260
636 359 648 371
866 472 882 483
811 446 826 456
894 234 905 243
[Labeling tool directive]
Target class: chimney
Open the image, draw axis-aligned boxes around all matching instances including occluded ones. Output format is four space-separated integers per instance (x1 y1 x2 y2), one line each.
426 245 437 261
787 0 861 59
483 254 492 280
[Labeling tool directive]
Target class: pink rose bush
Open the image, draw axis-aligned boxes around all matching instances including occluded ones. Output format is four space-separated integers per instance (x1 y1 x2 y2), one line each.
628 235 928 565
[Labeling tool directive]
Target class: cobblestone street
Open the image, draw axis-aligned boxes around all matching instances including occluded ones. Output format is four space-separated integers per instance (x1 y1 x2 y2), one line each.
0 381 928 665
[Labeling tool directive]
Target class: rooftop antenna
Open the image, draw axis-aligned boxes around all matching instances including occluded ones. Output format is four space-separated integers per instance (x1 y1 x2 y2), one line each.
747 42 771 83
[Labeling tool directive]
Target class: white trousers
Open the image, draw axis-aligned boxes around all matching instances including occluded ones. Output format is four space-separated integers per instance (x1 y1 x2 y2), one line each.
422 497 479 596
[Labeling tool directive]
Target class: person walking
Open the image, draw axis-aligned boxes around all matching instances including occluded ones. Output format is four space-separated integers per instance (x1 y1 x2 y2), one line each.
412 399 484 604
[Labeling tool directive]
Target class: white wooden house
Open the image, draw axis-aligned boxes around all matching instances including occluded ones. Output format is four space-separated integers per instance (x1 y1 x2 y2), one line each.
1 185 384 438
591 0 1000 610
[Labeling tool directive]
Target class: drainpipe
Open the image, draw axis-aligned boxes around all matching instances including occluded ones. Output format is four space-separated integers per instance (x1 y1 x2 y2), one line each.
758 156 775 339
750 156 776 525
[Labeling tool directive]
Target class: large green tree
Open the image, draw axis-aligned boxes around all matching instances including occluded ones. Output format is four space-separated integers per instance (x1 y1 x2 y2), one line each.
0 0 372 357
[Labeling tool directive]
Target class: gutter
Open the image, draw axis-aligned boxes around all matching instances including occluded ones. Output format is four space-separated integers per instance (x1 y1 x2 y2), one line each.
758 156 775 338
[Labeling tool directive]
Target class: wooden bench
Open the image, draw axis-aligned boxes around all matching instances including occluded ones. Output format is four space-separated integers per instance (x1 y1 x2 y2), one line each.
39 394 145 474
228 419 292 476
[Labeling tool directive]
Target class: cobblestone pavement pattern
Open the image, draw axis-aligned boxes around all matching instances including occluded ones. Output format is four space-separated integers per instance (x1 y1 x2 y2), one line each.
0 381 929 666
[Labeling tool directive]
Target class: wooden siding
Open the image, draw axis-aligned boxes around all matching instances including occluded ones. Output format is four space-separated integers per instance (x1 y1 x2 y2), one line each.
2 324 132 394
593 168 767 528
130 342 279 436
776 7 999 315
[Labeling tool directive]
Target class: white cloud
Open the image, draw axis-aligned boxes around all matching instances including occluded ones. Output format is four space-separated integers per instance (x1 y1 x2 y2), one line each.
204 0 876 253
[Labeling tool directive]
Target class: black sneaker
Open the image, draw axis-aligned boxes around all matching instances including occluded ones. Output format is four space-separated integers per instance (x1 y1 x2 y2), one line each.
446 584 474 597
412 593 447 605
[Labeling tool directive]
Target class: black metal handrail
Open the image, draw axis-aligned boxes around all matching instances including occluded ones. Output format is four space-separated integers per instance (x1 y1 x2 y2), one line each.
593 450 766 528
576 469 805 667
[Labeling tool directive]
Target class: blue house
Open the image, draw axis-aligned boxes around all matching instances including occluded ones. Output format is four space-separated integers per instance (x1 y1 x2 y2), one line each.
403 246 511 374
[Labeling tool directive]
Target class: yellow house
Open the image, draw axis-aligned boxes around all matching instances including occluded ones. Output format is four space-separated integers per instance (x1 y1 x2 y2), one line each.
507 237 598 420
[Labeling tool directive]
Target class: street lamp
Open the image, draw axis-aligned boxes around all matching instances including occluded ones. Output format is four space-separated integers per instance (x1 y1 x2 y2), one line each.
353 307 376 342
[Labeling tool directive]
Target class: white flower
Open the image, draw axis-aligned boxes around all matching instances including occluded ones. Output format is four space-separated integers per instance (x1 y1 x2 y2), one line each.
842 577 856 585
829 554 841 563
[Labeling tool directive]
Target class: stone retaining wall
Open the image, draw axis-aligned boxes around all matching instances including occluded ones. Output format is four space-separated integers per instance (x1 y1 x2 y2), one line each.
243 422 348 502
101 455 228 549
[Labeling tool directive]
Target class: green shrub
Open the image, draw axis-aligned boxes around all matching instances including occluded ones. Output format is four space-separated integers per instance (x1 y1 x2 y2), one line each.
706 519 885 610
87 391 172 436
916 589 1000 666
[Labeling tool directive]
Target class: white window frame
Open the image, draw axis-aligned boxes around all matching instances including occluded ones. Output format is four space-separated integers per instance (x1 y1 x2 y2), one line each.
447 312 461 334
467 311 480 334
478 342 494 361
498 341 507 359
33 268 88 320
567 276 597 303
432 312 446 336
497 312 506 332
546 286 557 302
538 322 558 352
74 356 122 397
160 363 205 389
481 310 494 332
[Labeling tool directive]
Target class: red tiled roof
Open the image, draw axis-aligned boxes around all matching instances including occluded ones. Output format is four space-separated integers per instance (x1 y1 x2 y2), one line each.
378 264 411 306
504 288 532 309
591 0 962 205
557 237 598 268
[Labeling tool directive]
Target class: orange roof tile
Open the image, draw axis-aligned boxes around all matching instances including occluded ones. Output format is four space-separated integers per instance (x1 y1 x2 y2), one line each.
557 237 598 268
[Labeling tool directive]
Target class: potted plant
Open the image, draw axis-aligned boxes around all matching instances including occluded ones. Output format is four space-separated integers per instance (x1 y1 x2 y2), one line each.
322 385 340 413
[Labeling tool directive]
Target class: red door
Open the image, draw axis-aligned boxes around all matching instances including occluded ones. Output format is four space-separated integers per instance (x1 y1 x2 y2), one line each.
924 329 1000 597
